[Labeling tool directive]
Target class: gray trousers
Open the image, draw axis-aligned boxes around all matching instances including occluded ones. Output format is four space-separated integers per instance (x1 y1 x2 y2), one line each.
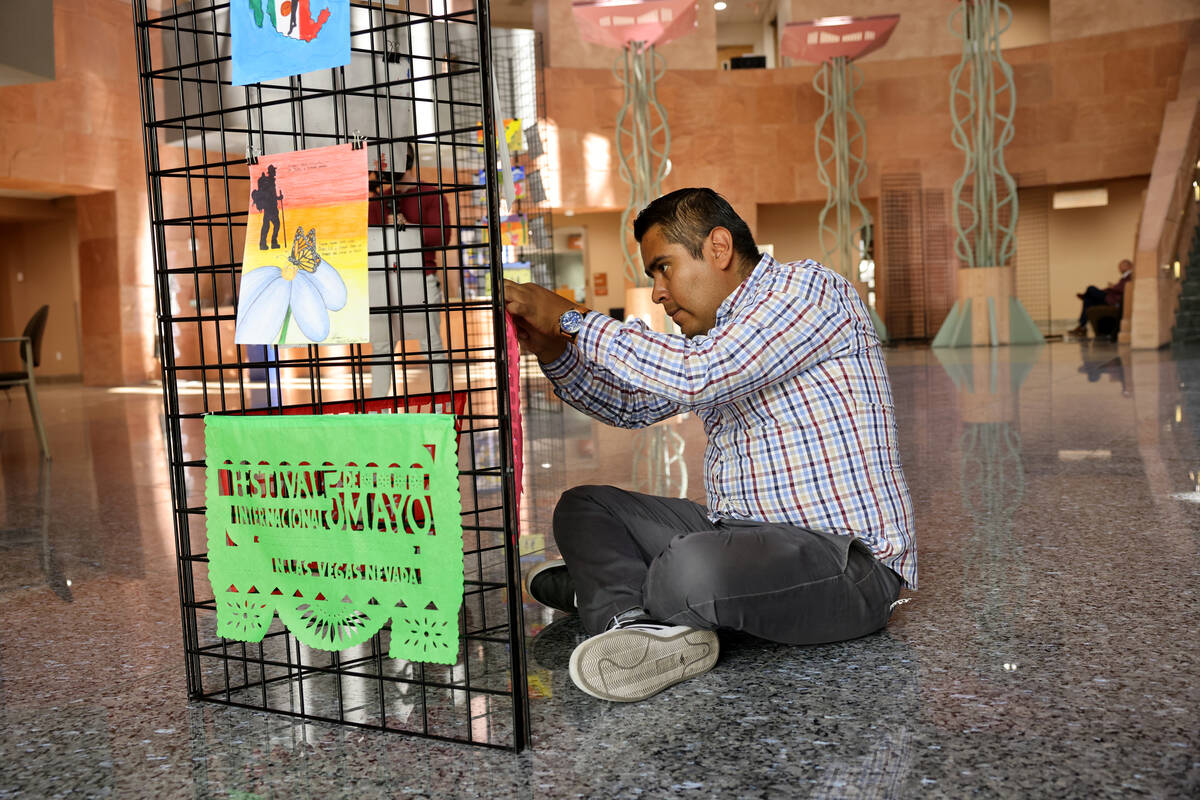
553 485 903 640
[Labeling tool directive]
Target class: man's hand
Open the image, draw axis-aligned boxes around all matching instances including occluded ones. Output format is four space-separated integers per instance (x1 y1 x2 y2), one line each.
504 280 585 364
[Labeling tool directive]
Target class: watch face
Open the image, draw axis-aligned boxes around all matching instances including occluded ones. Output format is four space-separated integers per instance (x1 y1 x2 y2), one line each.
560 309 584 335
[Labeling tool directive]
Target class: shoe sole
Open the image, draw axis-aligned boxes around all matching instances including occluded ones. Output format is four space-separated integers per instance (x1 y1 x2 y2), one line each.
568 628 719 702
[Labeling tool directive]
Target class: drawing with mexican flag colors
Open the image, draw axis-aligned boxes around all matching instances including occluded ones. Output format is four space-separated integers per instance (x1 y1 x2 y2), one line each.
232 0 349 86
235 143 368 346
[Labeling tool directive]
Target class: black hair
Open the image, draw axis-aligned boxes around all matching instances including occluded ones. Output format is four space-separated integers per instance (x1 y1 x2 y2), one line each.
406 142 417 173
633 188 760 274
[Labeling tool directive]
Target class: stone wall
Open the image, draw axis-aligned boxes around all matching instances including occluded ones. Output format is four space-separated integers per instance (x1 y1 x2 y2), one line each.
545 21 1192 223
0 0 153 385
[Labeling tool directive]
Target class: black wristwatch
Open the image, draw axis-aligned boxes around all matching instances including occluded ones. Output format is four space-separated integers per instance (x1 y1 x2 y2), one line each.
559 308 585 339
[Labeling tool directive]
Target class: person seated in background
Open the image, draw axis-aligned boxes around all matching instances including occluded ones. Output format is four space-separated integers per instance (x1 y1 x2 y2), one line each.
1069 258 1133 338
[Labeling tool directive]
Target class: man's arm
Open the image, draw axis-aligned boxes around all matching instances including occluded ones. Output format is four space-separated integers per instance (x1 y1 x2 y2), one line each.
507 269 868 415
540 334 684 428
504 281 683 428
1105 274 1132 292
577 278 865 410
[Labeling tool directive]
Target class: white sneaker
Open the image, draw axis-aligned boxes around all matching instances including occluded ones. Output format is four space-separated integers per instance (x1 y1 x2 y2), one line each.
568 622 719 702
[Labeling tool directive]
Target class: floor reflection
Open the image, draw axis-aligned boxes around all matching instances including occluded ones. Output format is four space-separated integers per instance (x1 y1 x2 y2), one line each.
1076 340 1130 395
0 344 1197 797
630 419 689 498
933 345 1042 672
0 460 70 602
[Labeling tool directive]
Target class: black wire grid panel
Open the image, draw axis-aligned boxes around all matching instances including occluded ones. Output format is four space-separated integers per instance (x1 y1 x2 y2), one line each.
132 0 531 750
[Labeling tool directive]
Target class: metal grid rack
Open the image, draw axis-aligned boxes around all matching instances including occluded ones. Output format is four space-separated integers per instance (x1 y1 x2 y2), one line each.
453 28 556 298
443 23 563 560
480 28 562 545
133 0 529 750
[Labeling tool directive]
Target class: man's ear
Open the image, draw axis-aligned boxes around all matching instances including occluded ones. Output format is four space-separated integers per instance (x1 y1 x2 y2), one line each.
709 227 735 272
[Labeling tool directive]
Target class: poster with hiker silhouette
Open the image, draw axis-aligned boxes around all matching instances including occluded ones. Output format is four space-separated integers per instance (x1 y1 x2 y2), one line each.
236 143 368 346
232 0 350 86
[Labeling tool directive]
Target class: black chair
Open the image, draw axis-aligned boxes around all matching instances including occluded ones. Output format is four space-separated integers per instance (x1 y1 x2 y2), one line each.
0 305 50 459
1087 304 1123 342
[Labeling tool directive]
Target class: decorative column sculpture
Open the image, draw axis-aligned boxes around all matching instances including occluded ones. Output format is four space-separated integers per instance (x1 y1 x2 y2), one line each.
574 1 697 498
933 0 1043 347
782 15 898 341
573 0 695 317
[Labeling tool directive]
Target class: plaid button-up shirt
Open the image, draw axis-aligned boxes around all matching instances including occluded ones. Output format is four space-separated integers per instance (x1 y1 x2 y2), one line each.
542 253 917 588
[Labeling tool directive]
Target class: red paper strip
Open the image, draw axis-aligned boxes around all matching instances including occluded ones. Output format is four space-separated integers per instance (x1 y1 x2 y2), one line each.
505 312 524 523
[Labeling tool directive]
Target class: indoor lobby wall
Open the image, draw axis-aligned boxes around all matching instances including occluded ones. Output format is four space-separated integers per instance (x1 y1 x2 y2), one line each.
1047 176 1147 327
0 0 154 386
543 20 1193 332
756 200 879 267
557 211 625 317
0 205 82 378
1049 0 1199 41
757 202 825 266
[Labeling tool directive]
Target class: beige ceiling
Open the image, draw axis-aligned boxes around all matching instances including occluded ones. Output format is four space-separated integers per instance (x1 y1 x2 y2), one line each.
711 0 774 24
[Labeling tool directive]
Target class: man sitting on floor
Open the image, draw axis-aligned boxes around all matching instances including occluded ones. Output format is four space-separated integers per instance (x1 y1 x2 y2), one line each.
504 188 917 702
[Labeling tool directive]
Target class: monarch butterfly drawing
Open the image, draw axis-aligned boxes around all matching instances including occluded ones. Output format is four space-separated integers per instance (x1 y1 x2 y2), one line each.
235 226 348 345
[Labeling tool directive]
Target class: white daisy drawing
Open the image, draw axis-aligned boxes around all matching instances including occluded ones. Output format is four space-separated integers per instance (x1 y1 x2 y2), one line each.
235 227 347 344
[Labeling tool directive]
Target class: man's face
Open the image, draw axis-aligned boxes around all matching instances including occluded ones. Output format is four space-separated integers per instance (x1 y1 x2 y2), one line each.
640 225 735 338
1119 259 1132 274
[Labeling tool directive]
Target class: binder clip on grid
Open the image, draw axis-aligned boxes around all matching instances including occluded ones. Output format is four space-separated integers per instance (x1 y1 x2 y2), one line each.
246 143 258 165
385 38 404 65
352 131 365 151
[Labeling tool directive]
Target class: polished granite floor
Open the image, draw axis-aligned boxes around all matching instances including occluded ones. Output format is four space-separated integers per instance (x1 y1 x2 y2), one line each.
1 340 1197 798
